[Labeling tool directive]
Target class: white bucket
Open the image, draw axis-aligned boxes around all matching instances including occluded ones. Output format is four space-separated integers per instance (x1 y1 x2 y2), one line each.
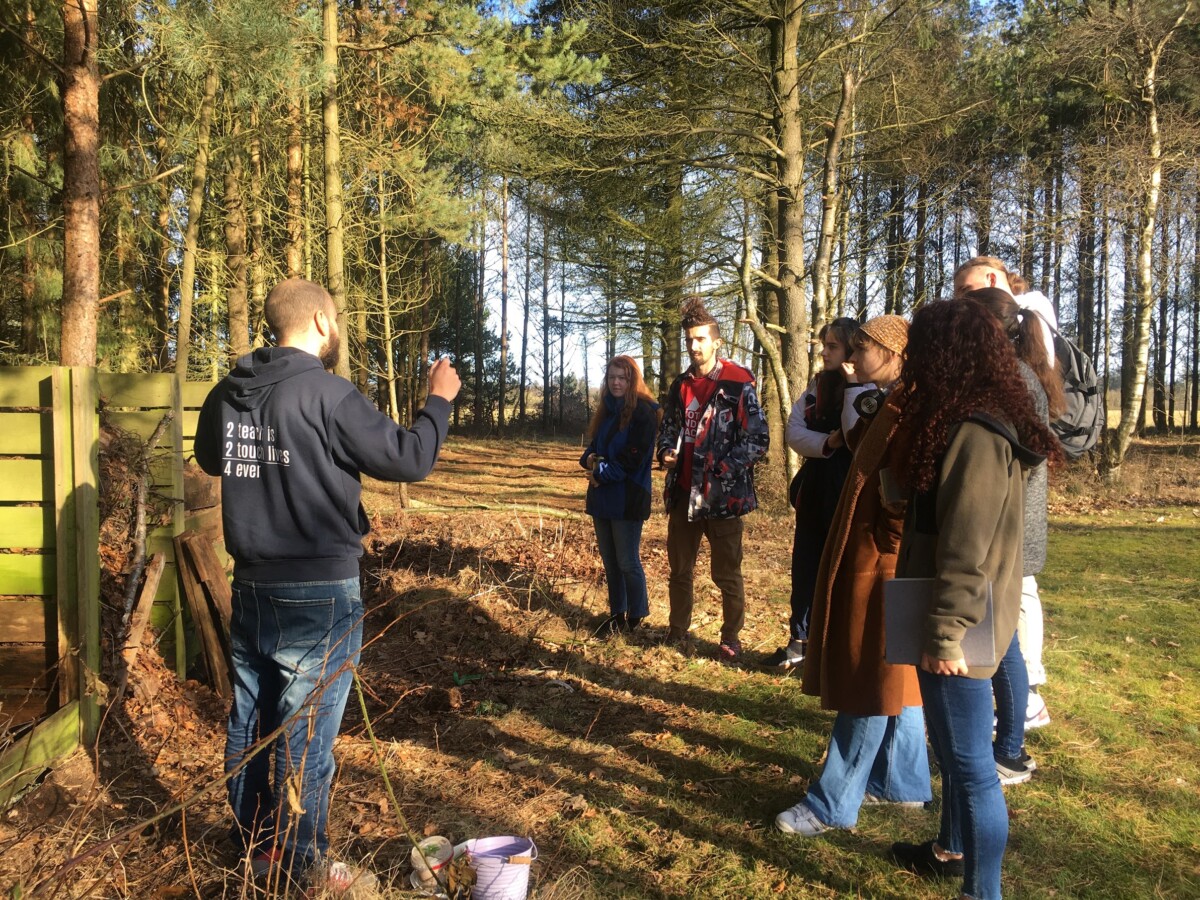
465 836 537 900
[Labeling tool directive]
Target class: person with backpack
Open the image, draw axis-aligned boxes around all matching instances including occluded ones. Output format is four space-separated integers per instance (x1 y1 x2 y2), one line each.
963 286 1065 785
952 256 1091 732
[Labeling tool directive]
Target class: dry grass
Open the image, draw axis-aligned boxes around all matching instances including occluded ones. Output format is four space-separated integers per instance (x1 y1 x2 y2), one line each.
1 434 1197 898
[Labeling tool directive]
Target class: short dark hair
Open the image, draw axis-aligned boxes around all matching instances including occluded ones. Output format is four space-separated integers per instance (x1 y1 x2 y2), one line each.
681 297 720 339
264 278 335 341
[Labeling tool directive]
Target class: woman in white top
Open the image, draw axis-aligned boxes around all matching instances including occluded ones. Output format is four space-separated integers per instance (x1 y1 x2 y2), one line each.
762 316 860 669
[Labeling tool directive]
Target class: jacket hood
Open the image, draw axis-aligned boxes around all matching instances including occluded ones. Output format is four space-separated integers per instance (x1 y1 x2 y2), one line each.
226 346 324 411
967 412 1046 469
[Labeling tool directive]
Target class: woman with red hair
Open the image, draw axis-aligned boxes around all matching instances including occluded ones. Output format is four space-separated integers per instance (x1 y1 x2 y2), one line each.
889 300 1059 900
581 356 661 635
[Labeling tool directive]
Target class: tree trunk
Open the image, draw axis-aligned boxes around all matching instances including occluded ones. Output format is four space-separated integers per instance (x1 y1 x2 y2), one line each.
224 117 250 363
1077 166 1097 361
248 109 266 345
323 0 348 377
1191 184 1200 429
474 211 487 430
1153 214 1169 430
770 3 809 395
174 68 218 377
378 171 400 423
739 202 794 479
286 96 304 279
542 219 551 429
1105 30 1176 478
499 175 509 432
60 0 101 367
519 200 531 422
811 70 857 352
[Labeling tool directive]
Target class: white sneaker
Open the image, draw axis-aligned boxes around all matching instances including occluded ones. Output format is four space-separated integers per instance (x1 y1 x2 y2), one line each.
1025 692 1051 730
863 792 926 809
775 801 829 836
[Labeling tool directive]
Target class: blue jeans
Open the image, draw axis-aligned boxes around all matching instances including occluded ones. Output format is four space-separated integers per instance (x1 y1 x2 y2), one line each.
225 578 364 876
804 705 932 828
592 517 649 620
919 668 1008 900
992 632 1028 760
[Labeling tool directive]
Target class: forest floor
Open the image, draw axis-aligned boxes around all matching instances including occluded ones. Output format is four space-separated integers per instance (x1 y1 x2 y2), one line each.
1 434 1198 899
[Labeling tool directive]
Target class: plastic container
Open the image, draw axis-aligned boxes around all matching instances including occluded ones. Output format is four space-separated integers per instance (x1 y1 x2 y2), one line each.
464 836 537 900
410 835 453 884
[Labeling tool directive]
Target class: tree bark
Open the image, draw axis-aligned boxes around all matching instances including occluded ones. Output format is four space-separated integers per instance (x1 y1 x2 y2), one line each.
60 0 101 367
770 2 809 395
224 117 249 362
323 0 348 377
499 175 509 432
174 67 218 377
286 96 304 279
1105 18 1183 477
811 70 857 349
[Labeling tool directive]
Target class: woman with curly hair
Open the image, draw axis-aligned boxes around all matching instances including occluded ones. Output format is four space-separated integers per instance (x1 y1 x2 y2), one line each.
581 356 661 635
888 300 1059 900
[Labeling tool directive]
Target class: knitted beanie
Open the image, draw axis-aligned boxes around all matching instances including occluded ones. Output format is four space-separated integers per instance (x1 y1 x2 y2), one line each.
858 315 909 355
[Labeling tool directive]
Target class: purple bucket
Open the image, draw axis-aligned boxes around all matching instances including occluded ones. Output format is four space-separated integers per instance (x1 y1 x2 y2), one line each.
464 836 537 900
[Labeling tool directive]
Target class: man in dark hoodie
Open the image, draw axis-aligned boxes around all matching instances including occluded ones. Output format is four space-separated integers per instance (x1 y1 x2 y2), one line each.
194 278 459 891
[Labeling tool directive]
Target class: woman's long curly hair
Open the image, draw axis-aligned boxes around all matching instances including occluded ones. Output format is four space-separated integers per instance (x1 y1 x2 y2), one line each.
895 299 1061 493
587 355 659 438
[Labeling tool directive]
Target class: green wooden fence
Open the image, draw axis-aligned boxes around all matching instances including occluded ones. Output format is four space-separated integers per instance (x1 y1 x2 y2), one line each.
0 367 216 806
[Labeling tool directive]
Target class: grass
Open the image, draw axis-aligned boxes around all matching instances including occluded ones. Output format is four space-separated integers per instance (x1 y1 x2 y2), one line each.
2 438 1198 898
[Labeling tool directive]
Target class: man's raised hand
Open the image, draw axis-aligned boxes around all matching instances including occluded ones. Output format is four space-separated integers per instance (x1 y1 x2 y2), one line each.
429 358 462 401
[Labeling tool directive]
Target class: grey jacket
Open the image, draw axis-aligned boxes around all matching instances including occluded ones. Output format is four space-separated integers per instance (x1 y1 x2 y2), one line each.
1019 362 1049 577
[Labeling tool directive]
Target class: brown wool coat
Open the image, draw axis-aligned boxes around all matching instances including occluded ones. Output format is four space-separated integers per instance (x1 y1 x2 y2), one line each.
802 388 922 716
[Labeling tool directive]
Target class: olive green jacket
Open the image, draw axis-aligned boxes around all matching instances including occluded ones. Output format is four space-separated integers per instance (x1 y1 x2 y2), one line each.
895 418 1041 679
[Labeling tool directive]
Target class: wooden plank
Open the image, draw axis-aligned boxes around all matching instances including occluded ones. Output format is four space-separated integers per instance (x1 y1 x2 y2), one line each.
0 413 50 454
0 460 51 502
174 534 230 697
0 368 54 408
181 381 217 407
105 410 178 441
71 366 101 744
181 409 201 442
52 369 76 709
184 506 224 547
96 372 175 409
0 506 54 550
0 554 55 596
126 554 165 653
0 692 49 731
0 701 79 808
182 532 232 632
0 645 50 689
0 599 49 643
170 376 187 679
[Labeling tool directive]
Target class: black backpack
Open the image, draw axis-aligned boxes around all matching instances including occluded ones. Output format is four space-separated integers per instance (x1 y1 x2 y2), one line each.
1045 323 1103 459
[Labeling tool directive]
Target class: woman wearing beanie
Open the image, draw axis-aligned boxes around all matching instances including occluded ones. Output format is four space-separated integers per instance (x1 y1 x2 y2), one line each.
581 356 661 636
776 314 933 837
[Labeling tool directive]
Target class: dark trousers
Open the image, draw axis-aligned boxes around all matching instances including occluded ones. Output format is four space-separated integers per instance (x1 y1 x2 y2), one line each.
667 500 746 643
789 450 852 642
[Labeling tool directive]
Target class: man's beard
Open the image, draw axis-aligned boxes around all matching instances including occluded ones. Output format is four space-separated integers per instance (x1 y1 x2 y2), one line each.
319 330 341 370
